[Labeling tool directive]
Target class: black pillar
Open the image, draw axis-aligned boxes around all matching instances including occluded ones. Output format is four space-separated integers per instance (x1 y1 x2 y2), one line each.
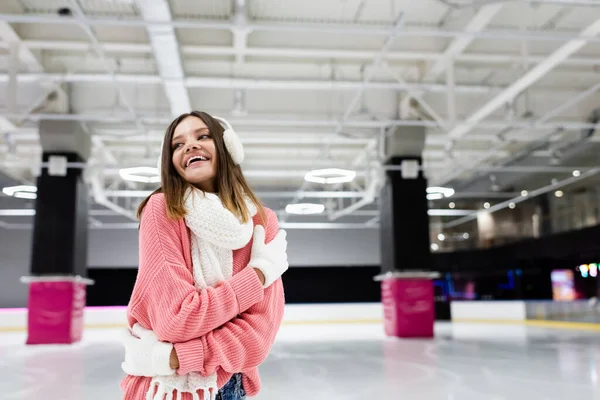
29 120 91 278
379 156 431 274
30 152 89 278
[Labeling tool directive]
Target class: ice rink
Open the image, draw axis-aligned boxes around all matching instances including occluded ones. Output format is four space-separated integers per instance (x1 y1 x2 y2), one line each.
1 320 599 400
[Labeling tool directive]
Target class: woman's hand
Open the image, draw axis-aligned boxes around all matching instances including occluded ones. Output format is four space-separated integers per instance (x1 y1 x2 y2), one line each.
170 347 180 370
249 226 288 288
253 268 266 286
121 323 176 377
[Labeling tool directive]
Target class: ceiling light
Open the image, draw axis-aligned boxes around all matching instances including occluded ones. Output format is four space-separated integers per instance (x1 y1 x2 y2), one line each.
573 170 581 177
463 233 470 239
426 193 444 200
285 203 325 215
509 202 516 209
555 190 564 198
427 186 455 198
449 202 455 209
119 167 160 183
431 243 439 251
304 168 356 184
521 190 528 197
437 233 446 241
484 202 490 209
2 185 37 199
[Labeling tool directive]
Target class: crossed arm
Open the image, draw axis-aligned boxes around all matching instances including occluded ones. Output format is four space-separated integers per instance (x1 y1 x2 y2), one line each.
126 196 285 375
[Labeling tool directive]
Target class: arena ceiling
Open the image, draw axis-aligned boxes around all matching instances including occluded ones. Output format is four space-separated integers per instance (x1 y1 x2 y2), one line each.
0 0 599 232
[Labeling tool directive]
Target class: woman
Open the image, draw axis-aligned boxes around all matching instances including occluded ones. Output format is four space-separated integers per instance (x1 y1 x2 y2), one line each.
119 111 289 400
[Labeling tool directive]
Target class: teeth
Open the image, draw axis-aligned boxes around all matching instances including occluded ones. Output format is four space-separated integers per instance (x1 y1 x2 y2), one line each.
186 155 207 167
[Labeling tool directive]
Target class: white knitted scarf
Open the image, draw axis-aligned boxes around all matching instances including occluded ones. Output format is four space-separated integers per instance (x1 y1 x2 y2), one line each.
146 188 256 400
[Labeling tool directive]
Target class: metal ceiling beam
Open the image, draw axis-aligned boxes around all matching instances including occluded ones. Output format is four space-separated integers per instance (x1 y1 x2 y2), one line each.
0 23 42 72
0 72 495 94
0 22 43 133
2 72 597 100
3 13 600 43
443 165 600 229
423 3 504 82
438 84 600 186
9 40 600 67
446 16 600 145
11 126 600 145
67 0 145 136
279 11 404 223
232 0 248 64
0 111 597 133
135 0 191 116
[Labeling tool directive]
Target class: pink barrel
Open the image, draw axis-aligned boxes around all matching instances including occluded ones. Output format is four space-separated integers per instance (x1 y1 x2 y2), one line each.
376 271 439 338
21 276 93 345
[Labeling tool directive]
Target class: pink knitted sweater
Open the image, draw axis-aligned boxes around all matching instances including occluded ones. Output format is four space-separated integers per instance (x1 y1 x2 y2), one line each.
121 193 285 399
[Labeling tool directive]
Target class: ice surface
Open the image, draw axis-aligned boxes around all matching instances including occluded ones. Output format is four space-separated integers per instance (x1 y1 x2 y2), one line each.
1 322 599 399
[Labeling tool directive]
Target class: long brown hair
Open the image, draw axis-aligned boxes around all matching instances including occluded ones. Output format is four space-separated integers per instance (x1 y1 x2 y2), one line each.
137 111 266 225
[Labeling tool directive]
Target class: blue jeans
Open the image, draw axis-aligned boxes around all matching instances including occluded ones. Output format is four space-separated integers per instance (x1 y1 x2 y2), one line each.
216 373 246 400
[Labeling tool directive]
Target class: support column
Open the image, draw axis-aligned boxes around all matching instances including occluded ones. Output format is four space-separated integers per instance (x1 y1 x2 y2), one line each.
376 126 438 338
23 120 93 345
379 126 432 273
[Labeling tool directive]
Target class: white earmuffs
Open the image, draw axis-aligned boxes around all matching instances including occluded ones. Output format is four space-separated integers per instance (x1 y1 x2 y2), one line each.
213 116 244 165
156 115 243 174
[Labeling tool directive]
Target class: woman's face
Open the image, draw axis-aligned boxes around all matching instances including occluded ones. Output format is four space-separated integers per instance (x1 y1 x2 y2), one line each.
171 116 218 192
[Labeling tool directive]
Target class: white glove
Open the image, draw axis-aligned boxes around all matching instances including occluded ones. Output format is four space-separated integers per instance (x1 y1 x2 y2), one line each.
121 323 175 377
250 225 289 288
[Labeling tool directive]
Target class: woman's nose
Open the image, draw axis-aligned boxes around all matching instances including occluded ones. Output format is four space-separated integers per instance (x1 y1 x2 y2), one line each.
185 143 201 152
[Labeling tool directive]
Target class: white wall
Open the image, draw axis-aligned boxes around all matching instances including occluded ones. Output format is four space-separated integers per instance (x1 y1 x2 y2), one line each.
0 227 381 307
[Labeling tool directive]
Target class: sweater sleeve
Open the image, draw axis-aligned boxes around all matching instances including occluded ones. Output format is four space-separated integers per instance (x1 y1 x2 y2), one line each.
174 208 286 375
127 195 265 343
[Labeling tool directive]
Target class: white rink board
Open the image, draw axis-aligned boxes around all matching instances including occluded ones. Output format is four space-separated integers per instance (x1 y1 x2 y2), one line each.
451 300 527 321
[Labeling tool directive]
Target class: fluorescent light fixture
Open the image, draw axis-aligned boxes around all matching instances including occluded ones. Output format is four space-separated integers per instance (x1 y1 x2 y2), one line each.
285 203 325 215
0 209 36 216
428 209 472 216
119 167 160 183
304 168 356 184
14 192 37 199
426 193 444 200
2 185 37 199
427 186 455 198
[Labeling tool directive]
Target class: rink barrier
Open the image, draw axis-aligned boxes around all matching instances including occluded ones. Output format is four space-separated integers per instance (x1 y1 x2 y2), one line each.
0 303 385 332
2 301 600 332
451 299 600 331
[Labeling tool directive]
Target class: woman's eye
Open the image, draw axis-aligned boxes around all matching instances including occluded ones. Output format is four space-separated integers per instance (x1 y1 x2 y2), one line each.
199 134 210 140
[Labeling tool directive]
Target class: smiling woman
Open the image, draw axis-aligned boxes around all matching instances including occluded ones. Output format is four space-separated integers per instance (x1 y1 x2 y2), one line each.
120 111 290 400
